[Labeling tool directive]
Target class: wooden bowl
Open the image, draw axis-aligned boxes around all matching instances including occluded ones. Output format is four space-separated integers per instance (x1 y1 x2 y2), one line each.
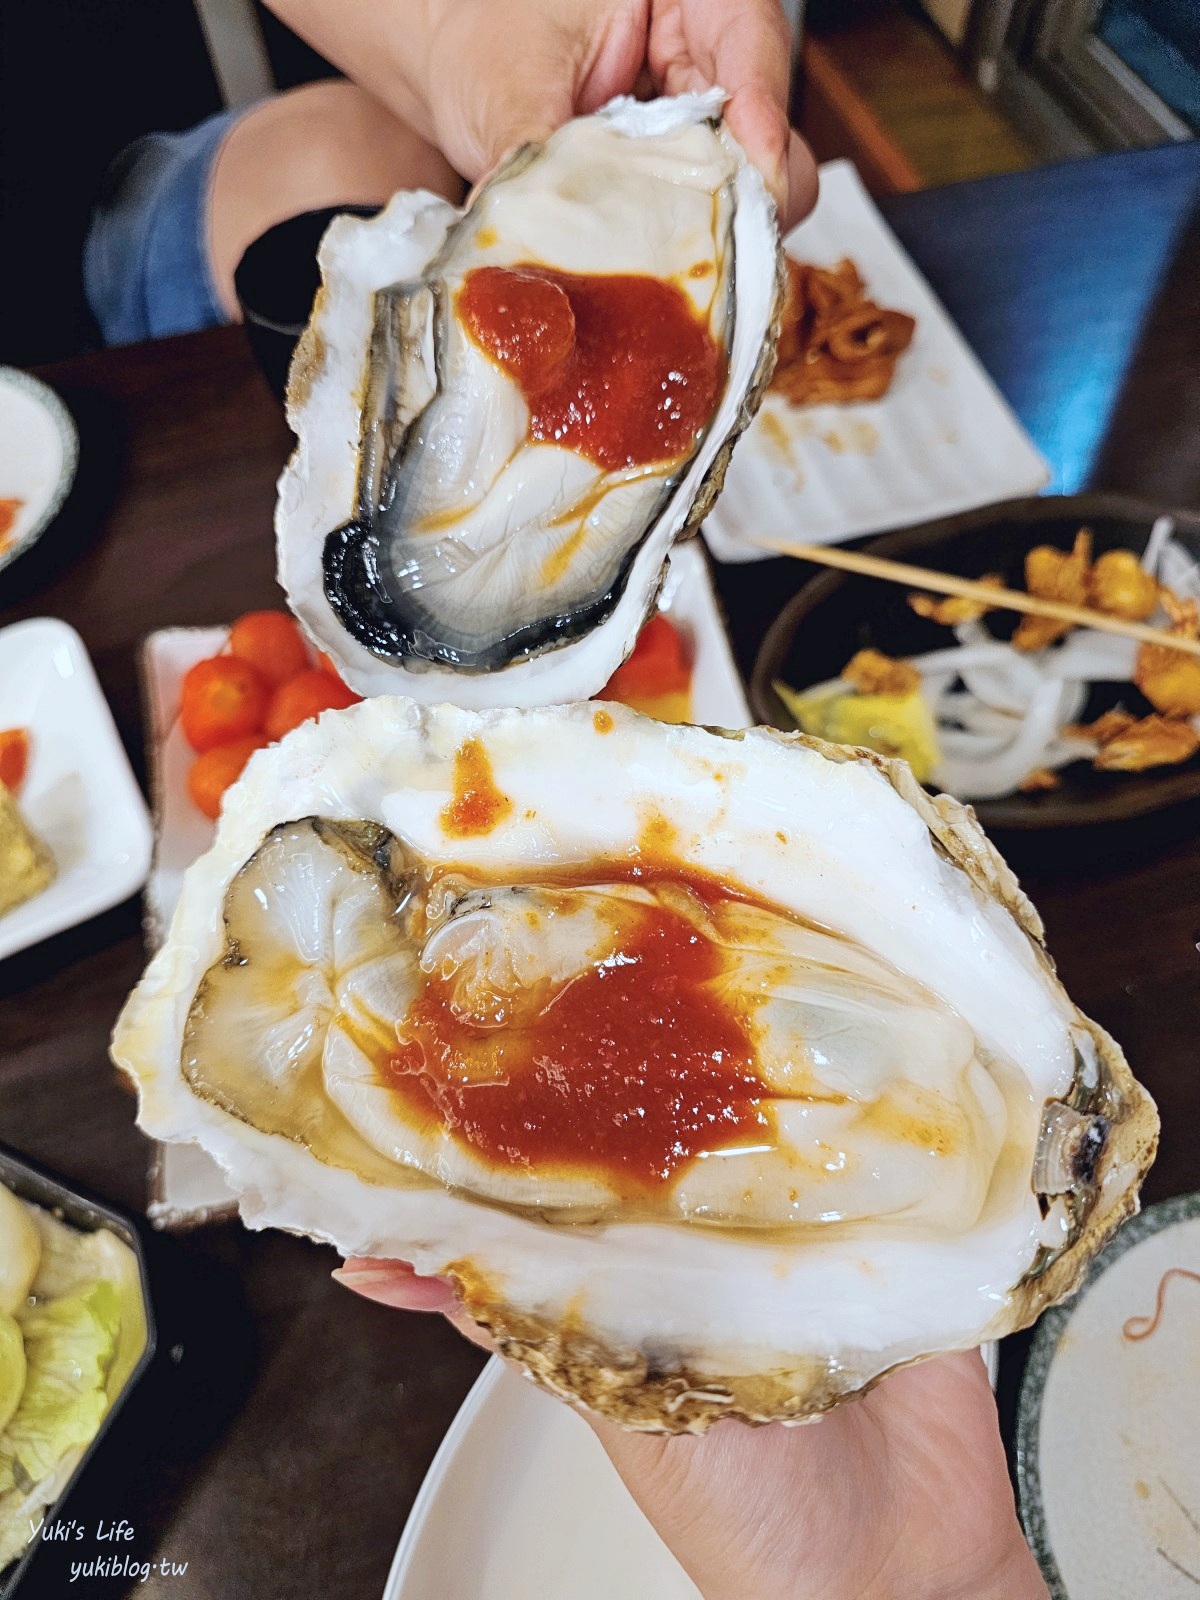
749 493 1200 829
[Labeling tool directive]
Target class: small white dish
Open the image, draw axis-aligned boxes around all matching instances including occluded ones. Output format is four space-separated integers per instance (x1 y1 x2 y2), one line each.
702 161 1050 563
0 368 79 577
1018 1193 1200 1598
0 617 152 961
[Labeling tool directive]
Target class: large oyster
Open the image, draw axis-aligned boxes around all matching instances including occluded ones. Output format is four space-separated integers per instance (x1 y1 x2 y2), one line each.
277 92 781 707
112 701 1156 1432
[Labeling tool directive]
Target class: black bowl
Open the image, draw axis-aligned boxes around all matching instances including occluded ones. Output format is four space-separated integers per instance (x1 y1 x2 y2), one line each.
750 492 1200 829
0 1145 156 1598
234 205 379 401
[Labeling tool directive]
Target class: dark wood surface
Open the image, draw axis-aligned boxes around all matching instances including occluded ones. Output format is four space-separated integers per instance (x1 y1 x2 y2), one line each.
2 141 1199 1597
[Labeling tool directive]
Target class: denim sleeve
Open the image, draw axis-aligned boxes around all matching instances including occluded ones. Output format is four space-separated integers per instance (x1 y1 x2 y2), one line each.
83 106 251 347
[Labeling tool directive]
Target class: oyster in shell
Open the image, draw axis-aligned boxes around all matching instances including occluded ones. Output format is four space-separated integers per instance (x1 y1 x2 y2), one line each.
112 701 1157 1431
277 91 781 707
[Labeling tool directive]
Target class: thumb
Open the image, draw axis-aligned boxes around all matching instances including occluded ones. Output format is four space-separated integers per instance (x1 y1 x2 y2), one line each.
722 80 793 215
724 89 819 231
449 69 579 183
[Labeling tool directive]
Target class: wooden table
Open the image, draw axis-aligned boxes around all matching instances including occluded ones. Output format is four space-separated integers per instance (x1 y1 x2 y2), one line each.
2 141 1199 1597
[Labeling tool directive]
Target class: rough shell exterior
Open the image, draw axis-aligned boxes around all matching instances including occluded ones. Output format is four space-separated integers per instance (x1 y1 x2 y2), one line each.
442 738 1158 1431
275 93 785 708
112 708 1157 1433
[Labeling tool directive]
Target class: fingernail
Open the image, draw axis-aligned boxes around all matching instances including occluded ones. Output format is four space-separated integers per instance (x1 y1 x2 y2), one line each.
767 156 788 218
332 1262 460 1313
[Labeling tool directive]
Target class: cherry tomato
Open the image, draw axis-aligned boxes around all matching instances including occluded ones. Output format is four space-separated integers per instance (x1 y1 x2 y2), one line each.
316 652 355 694
0 727 30 793
228 611 310 687
601 615 690 702
265 669 360 740
180 656 270 752
187 736 269 821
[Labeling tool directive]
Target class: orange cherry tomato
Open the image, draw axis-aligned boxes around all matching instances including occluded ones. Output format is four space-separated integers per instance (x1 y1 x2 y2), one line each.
180 656 270 752
264 669 360 740
0 727 30 793
601 614 690 703
187 736 269 821
316 652 355 694
228 611 311 687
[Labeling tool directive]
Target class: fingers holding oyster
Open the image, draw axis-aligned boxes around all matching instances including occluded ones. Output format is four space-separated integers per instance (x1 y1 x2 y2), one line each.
276 91 783 708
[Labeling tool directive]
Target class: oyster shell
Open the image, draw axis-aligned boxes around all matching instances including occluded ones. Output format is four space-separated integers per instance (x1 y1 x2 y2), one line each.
112 701 1157 1431
277 91 781 707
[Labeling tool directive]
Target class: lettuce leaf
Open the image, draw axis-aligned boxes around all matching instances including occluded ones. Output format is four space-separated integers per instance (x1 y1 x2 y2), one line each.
0 1316 25 1436
0 1202 148 1571
0 1281 119 1496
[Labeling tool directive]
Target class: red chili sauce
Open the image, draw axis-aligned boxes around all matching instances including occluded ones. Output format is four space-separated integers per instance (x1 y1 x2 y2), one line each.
381 884 772 1199
455 264 725 472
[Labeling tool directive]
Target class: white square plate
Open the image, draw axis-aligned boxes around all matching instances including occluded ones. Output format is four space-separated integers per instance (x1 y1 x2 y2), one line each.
702 161 1050 563
0 617 152 960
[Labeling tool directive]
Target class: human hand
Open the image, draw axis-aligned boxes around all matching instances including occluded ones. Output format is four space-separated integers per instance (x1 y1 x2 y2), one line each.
335 1260 1049 1600
264 0 817 226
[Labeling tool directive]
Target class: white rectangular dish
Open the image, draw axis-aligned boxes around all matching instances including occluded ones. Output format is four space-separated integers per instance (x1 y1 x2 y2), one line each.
139 624 227 952
139 623 238 1228
702 160 1050 563
0 617 151 961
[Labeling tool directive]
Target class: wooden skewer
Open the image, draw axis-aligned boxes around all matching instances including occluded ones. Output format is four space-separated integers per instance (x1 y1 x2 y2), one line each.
750 537 1200 659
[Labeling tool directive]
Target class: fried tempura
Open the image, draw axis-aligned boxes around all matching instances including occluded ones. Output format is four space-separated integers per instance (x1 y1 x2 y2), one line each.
1092 715 1200 772
1134 588 1200 715
908 575 1004 627
842 648 921 698
1018 767 1061 793
1062 710 1139 746
1012 530 1093 651
1089 549 1159 621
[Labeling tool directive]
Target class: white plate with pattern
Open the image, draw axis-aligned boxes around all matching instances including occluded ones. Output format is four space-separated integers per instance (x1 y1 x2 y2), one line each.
0 367 78 577
1018 1194 1200 1598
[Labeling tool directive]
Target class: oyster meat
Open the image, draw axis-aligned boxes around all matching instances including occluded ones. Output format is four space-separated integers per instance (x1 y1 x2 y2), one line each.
113 700 1157 1431
277 91 781 707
